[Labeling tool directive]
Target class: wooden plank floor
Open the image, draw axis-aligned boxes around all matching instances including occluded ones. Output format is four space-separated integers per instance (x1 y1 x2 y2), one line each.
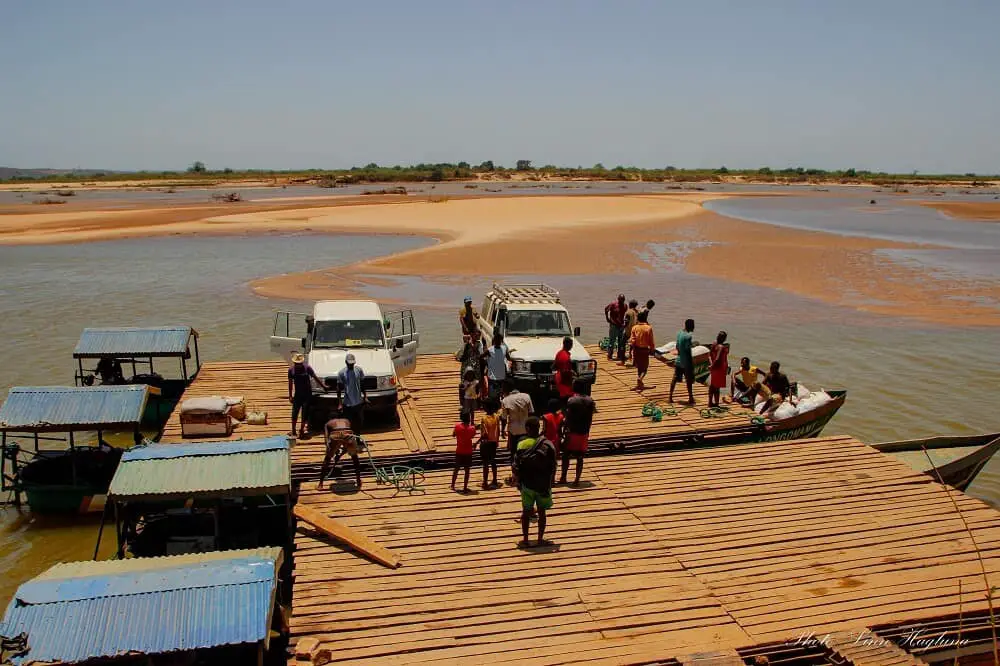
287 435 1000 664
160 348 760 464
290 466 753 665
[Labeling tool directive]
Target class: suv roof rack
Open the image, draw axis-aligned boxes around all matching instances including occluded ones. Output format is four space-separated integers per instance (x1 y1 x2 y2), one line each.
490 283 561 304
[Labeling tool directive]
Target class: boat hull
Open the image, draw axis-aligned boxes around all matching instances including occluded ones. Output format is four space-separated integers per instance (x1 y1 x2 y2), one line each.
873 433 1000 492
756 391 848 443
23 484 105 514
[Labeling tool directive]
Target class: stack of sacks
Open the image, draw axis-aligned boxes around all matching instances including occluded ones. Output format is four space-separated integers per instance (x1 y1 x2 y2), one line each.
766 385 833 421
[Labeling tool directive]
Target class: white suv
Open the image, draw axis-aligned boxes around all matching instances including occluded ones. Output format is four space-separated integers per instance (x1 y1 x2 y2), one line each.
478 283 596 396
270 300 419 417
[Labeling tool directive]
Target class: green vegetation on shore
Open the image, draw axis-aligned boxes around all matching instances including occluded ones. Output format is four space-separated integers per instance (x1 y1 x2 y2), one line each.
2 161 997 187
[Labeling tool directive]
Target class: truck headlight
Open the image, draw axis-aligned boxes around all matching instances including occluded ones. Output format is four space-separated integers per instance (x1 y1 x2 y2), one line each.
377 375 397 390
511 360 529 373
576 360 597 374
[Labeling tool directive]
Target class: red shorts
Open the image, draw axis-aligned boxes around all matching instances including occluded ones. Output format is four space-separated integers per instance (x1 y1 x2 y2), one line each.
565 433 589 453
633 347 650 374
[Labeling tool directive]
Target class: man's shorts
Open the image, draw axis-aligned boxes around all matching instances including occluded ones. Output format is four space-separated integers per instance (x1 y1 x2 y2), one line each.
565 433 589 453
455 453 473 468
521 487 554 510
673 364 694 383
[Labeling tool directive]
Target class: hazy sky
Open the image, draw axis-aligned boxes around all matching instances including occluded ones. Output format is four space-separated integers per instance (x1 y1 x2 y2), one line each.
2 0 998 173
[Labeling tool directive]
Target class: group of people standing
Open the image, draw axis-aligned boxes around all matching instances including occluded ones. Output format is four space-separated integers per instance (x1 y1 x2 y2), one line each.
454 296 597 548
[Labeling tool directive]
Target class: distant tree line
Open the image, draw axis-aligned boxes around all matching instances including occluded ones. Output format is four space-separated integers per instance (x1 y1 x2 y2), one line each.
3 160 996 185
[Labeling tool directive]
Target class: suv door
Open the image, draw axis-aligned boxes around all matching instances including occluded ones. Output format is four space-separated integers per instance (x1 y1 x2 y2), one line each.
384 309 419 378
269 311 310 360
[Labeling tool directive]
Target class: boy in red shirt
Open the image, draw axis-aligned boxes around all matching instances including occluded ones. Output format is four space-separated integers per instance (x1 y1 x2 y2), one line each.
451 410 477 493
542 399 564 454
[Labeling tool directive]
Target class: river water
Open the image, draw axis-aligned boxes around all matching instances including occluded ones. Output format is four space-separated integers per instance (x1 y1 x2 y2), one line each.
1 192 999 605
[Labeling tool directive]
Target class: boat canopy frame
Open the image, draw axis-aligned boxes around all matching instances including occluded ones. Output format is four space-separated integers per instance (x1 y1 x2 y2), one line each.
0 386 148 508
72 326 201 387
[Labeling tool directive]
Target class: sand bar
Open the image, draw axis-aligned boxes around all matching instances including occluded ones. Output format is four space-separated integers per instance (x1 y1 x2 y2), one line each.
1 193 997 326
922 201 1000 221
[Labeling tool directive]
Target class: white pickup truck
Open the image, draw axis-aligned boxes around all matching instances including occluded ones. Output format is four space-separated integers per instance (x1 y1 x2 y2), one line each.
477 283 596 397
270 300 419 417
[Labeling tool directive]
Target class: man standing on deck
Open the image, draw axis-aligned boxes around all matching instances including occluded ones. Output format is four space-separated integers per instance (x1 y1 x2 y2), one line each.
604 293 627 363
561 379 596 486
669 319 696 405
336 353 368 434
629 310 656 391
501 379 534 481
553 337 576 406
513 417 557 548
288 352 320 439
485 332 511 404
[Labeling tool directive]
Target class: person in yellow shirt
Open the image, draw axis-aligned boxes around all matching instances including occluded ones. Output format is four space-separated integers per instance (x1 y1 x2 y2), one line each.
731 356 768 405
628 310 656 390
479 403 501 489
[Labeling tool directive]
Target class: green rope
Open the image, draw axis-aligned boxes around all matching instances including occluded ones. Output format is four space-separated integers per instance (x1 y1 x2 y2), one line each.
750 415 766 426
598 336 611 351
699 406 731 419
642 401 676 421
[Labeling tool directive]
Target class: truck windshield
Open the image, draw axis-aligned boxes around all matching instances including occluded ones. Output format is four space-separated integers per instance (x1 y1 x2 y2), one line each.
505 311 572 337
313 320 385 348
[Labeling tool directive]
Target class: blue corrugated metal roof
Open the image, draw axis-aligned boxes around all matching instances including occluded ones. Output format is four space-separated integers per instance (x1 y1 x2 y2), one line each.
109 436 291 499
0 548 282 664
73 326 196 358
121 435 290 462
0 386 148 432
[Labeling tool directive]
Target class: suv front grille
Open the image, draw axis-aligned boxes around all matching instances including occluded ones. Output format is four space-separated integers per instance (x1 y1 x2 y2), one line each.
323 376 379 390
530 361 554 374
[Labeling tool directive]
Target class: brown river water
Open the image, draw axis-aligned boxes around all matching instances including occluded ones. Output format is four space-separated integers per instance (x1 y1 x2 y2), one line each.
1 195 999 606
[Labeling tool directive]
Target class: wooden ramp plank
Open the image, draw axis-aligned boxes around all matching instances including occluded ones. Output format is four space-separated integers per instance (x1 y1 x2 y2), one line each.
294 503 401 569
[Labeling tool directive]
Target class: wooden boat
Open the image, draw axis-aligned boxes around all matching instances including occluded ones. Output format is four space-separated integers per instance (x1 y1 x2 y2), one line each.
655 344 714 384
0 386 148 515
755 389 848 442
872 432 1000 491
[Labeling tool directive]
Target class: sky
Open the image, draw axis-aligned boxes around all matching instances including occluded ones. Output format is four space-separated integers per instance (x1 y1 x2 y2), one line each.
1 0 998 173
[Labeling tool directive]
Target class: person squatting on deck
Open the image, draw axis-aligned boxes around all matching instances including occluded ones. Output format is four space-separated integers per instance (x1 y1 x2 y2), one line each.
319 414 362 489
604 293 628 362
561 379 596 486
288 352 319 438
452 410 477 492
629 310 656 390
669 319 696 405
336 353 368 434
513 417 558 548
708 331 730 408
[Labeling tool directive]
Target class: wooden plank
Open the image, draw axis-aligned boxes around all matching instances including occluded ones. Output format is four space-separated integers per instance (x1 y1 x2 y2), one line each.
293 503 402 569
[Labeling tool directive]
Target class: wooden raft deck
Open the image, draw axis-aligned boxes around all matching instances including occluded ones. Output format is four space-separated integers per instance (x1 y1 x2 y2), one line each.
288 435 1000 664
160 346 760 473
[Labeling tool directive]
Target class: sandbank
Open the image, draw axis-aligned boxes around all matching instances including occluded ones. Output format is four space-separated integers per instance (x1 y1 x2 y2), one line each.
1 192 996 326
921 201 1000 221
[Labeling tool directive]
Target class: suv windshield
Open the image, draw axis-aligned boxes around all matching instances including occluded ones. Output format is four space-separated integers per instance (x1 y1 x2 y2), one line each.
505 310 573 337
313 320 385 348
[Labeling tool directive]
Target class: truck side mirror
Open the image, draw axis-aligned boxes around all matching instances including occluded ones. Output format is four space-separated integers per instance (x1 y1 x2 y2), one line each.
574 327 581 337
394 338 404 350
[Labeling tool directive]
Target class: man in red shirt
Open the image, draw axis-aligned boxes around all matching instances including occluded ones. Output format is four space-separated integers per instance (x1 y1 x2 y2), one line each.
604 293 627 362
553 336 576 405
451 410 477 493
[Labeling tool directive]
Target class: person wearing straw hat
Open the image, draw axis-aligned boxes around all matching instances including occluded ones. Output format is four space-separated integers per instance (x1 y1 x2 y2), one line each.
288 352 319 439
